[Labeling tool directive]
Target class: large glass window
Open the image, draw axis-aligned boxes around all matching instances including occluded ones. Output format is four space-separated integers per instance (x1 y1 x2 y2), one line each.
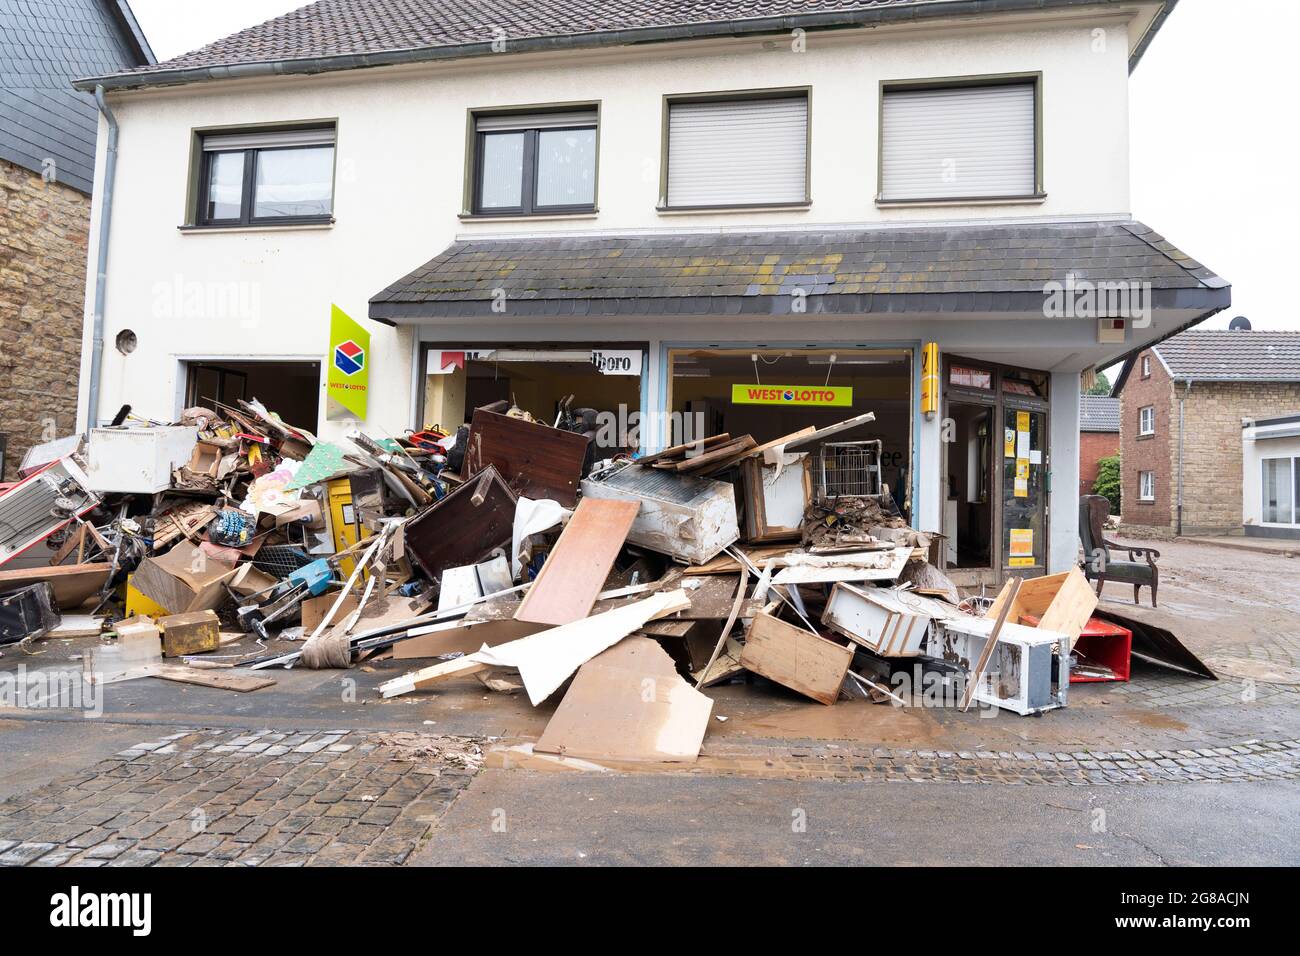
1262 457 1296 524
197 126 336 226
471 109 598 215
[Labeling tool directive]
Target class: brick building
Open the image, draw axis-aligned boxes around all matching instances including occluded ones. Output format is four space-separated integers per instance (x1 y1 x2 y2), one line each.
1114 329 1300 536
1078 394 1119 497
0 0 152 479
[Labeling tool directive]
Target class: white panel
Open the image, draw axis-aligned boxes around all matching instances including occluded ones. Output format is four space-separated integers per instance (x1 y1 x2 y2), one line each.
881 84 1035 201
667 96 807 207
203 127 335 151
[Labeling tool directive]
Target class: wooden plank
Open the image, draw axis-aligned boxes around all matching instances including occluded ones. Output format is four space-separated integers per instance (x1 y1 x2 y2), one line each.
153 666 276 693
668 436 756 473
636 433 732 466
465 407 590 506
701 426 817 477
515 498 640 627
739 611 853 706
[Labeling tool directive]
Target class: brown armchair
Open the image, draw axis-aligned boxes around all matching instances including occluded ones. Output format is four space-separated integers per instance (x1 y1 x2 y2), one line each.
1079 495 1160 607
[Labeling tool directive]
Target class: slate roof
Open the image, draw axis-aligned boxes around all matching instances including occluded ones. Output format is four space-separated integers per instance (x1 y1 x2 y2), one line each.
78 0 1169 91
0 0 153 193
1079 394 1120 432
369 219 1230 321
1153 330 1300 382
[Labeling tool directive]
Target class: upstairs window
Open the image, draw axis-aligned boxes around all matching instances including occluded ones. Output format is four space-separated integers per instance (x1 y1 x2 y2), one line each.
880 78 1039 203
1141 355 1152 378
664 91 809 209
197 126 336 226
1139 405 1155 436
471 109 598 215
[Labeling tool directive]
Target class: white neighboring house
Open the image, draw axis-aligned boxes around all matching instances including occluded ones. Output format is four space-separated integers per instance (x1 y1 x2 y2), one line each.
73 0 1229 586
1243 415 1300 540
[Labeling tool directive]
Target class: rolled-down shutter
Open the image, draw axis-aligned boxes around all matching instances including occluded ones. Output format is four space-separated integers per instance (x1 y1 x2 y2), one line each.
880 83 1036 201
203 127 336 151
667 96 808 207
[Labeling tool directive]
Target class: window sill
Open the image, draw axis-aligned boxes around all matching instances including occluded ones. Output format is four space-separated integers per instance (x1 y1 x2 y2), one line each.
458 211 598 223
1137 498 1156 505
875 194 1047 209
179 220 335 234
1136 433 1155 440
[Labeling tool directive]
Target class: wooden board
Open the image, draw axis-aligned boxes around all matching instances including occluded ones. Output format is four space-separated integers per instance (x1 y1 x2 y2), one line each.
739 612 853 706
153 666 275 692
0 563 110 610
636 433 732 466
515 498 640 627
666 436 756 473
535 637 713 763
465 407 590 506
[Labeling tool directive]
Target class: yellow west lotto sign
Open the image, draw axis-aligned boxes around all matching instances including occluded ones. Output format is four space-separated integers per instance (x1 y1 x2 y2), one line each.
327 304 370 420
732 385 853 407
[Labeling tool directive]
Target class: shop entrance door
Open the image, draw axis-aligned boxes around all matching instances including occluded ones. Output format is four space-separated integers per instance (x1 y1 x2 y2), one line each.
1001 404 1047 574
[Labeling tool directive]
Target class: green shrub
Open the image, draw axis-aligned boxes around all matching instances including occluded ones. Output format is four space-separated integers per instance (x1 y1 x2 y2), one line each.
1093 454 1121 516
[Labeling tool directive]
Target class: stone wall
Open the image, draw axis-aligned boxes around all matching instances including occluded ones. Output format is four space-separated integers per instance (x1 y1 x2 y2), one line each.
1177 381 1300 535
1119 348 1174 528
0 158 89 480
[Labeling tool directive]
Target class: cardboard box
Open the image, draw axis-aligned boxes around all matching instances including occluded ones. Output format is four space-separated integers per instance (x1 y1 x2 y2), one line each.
132 541 238 615
159 610 220 657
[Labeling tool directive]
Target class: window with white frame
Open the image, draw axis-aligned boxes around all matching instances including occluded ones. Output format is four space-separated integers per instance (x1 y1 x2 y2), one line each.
1139 471 1156 502
1139 405 1155 436
664 92 809 209
1262 457 1298 524
880 79 1038 202
1141 355 1151 378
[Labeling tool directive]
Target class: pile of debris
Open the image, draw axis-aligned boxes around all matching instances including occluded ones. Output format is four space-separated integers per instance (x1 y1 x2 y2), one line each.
1 398 1211 763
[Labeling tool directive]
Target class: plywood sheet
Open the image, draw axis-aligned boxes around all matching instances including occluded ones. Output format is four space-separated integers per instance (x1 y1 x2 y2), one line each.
535 637 713 763
515 498 640 627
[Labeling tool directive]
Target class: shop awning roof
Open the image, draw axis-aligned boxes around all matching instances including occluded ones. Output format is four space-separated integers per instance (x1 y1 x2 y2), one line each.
368 220 1229 323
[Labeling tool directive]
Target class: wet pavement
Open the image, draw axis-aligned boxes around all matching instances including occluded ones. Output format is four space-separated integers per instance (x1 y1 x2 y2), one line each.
1 537 1296 865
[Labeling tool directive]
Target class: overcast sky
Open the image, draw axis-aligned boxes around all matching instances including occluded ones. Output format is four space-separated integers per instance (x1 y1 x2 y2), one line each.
130 0 1294 332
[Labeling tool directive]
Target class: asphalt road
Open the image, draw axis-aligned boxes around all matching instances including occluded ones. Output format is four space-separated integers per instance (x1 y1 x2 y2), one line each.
412 768 1299 866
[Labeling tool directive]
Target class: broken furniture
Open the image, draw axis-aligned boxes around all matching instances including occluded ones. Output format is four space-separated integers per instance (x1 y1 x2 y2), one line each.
581 461 740 565
0 582 60 646
403 464 517 581
821 583 942 657
739 609 854 706
1080 494 1159 606
930 615 1069 715
985 565 1098 652
741 453 812 542
0 458 100 566
465 407 590 506
1048 615 1132 682
0 563 112 610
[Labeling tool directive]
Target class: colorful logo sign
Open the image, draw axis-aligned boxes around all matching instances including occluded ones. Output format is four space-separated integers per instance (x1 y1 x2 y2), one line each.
731 384 853 407
334 339 365 376
327 305 370 420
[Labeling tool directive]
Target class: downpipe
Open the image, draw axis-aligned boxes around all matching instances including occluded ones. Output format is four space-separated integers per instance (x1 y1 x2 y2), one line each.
86 84 119 430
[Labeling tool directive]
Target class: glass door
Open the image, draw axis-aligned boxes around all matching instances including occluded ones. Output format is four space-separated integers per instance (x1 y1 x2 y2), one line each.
1001 405 1047 572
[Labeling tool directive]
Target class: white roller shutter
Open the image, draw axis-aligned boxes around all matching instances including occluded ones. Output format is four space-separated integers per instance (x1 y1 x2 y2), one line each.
880 83 1036 201
203 127 336 151
667 96 808 207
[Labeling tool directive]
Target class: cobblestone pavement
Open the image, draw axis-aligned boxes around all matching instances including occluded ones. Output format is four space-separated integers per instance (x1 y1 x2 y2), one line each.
0 728 481 867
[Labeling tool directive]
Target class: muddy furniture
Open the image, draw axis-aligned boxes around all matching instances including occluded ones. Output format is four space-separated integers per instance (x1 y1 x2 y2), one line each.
1079 495 1159 607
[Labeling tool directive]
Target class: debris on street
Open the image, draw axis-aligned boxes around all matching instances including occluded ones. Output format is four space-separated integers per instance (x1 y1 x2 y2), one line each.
0 400 1216 764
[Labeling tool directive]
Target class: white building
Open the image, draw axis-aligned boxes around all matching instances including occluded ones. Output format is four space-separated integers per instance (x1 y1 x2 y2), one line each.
73 0 1229 586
